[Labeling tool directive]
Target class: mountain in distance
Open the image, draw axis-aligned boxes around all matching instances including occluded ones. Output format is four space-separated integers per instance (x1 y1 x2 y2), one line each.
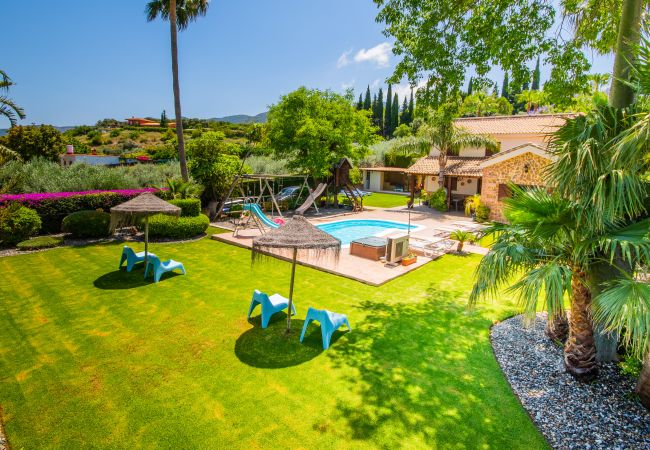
0 126 76 136
209 112 267 124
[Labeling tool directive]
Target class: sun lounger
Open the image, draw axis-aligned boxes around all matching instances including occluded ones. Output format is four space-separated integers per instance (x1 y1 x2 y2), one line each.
144 255 186 283
119 246 154 272
300 307 351 350
247 289 296 328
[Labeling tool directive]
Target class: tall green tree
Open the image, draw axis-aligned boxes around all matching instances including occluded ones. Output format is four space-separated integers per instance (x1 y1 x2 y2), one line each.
0 70 26 127
376 87 385 134
385 84 393 137
467 77 474 96
391 93 400 132
160 110 168 127
146 0 210 182
357 94 363 110
400 96 409 124
531 57 541 90
364 85 372 110
501 71 510 100
265 87 379 179
408 90 415 125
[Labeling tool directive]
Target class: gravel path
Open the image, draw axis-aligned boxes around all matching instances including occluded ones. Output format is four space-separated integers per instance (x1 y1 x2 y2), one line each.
491 313 650 450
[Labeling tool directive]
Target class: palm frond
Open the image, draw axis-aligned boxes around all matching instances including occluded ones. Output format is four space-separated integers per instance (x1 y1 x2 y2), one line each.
599 218 650 267
592 278 650 358
502 186 575 239
145 0 210 29
507 261 572 320
0 96 26 126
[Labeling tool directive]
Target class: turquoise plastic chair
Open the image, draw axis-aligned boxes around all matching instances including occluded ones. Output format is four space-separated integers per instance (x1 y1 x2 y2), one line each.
144 254 186 283
247 289 296 328
300 307 351 350
119 246 154 272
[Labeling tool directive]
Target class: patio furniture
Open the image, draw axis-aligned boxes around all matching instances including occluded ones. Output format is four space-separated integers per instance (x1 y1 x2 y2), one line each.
300 307 351 350
408 237 444 258
144 255 186 283
350 236 387 260
247 289 296 329
119 246 154 272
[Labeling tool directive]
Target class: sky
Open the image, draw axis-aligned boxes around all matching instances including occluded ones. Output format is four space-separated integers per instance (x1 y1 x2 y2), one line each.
3 0 615 127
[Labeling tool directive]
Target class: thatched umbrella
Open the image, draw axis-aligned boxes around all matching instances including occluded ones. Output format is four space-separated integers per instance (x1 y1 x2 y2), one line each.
110 193 181 265
252 215 341 333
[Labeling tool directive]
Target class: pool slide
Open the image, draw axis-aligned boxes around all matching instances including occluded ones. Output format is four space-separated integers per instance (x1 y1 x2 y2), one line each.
243 203 280 229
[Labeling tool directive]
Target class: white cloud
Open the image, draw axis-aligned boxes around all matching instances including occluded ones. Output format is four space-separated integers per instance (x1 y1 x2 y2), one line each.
336 42 393 69
370 79 381 89
337 49 353 69
341 80 356 90
353 42 392 67
392 81 427 100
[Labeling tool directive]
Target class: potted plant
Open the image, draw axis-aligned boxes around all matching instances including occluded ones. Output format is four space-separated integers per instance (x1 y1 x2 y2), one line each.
464 194 482 220
401 252 418 266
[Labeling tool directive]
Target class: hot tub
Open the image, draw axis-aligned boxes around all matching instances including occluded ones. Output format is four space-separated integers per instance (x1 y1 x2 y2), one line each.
350 236 388 260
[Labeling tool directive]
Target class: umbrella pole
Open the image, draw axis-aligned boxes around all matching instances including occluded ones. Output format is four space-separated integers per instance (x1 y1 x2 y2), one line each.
287 247 297 334
144 215 149 266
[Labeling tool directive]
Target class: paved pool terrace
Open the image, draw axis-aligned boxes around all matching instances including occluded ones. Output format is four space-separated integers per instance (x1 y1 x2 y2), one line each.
211 206 487 286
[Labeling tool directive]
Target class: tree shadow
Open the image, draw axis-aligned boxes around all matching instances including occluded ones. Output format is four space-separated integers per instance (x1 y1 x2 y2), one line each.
325 285 533 448
93 268 181 290
235 315 326 368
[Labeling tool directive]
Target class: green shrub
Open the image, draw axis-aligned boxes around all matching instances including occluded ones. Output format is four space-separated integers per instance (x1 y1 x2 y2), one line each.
475 204 490 222
429 188 448 212
16 235 64 250
62 210 111 238
619 353 643 378
148 214 210 239
0 204 42 246
169 198 201 217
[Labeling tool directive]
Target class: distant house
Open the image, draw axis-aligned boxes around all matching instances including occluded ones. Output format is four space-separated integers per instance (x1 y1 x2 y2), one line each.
361 114 573 221
125 117 176 128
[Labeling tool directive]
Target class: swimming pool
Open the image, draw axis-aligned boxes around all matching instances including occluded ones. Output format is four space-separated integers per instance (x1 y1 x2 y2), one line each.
316 219 424 246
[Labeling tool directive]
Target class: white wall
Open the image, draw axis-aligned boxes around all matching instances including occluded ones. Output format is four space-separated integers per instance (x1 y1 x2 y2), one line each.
424 175 439 191
498 134 549 151
368 171 383 191
452 177 479 195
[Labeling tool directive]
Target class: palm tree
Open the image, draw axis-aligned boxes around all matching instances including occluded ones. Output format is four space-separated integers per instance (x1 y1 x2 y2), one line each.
470 187 650 380
588 73 611 93
449 230 476 253
0 70 26 126
397 103 497 207
146 0 210 182
515 90 546 114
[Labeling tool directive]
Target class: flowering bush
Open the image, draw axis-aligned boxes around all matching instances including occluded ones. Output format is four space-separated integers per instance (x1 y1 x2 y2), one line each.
0 188 166 233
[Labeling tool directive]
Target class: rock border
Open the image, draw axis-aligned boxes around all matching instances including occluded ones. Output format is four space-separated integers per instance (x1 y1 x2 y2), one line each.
491 313 649 449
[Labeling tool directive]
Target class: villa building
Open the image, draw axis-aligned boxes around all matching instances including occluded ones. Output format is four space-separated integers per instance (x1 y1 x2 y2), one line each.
125 117 176 128
361 114 573 221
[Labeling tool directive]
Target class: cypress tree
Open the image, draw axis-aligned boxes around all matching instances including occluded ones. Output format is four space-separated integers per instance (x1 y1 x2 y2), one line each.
371 93 378 124
408 90 414 125
364 85 371 110
160 110 167 127
467 77 474 96
357 94 363 110
493 83 499 97
501 72 509 99
391 93 399 132
531 57 541 91
385 84 393 137
377 87 384 133
400 96 409 125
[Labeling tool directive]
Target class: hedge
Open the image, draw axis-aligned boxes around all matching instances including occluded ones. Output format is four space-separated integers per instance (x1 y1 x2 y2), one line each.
148 214 210 239
169 198 201 217
0 204 42 246
16 236 64 250
0 188 165 233
62 210 111 238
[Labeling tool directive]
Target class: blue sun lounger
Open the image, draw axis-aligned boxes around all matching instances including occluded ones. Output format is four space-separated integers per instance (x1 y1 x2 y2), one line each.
247 289 296 328
144 254 186 283
300 307 351 350
119 246 155 272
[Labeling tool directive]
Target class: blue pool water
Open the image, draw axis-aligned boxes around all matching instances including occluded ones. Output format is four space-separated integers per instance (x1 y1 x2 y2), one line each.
316 219 423 246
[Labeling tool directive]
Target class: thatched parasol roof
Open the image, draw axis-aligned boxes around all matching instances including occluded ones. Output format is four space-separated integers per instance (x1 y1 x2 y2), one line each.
110 192 180 230
252 216 341 262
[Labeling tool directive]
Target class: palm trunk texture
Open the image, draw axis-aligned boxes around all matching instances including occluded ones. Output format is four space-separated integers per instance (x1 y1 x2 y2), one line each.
564 271 598 380
169 0 189 182
545 312 569 343
609 0 643 108
636 352 650 409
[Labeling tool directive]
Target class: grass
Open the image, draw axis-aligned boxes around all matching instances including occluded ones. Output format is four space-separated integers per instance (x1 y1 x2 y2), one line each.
0 237 547 449
339 192 409 208
15 236 64 250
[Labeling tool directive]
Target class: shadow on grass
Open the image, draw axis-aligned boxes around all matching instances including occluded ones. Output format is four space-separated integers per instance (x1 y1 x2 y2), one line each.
93 268 181 290
324 286 529 448
235 315 330 368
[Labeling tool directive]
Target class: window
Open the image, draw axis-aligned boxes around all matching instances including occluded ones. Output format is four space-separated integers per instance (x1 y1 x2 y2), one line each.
498 183 511 200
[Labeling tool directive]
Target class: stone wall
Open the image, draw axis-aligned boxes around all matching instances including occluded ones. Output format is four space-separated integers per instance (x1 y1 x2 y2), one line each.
482 152 550 221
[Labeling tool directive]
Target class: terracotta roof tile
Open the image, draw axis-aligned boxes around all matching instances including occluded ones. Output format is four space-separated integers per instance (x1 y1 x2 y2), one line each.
360 166 407 172
454 113 575 135
406 156 485 176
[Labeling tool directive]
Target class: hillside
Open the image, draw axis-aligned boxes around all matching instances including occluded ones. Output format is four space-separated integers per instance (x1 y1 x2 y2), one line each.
209 112 267 124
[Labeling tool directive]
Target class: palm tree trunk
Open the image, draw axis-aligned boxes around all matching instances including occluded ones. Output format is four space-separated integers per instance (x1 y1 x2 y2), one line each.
609 0 643 108
545 311 569 343
564 269 598 380
636 351 650 410
169 0 189 182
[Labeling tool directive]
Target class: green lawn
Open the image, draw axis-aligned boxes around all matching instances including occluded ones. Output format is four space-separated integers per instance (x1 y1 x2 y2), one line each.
0 235 547 449
340 192 409 208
